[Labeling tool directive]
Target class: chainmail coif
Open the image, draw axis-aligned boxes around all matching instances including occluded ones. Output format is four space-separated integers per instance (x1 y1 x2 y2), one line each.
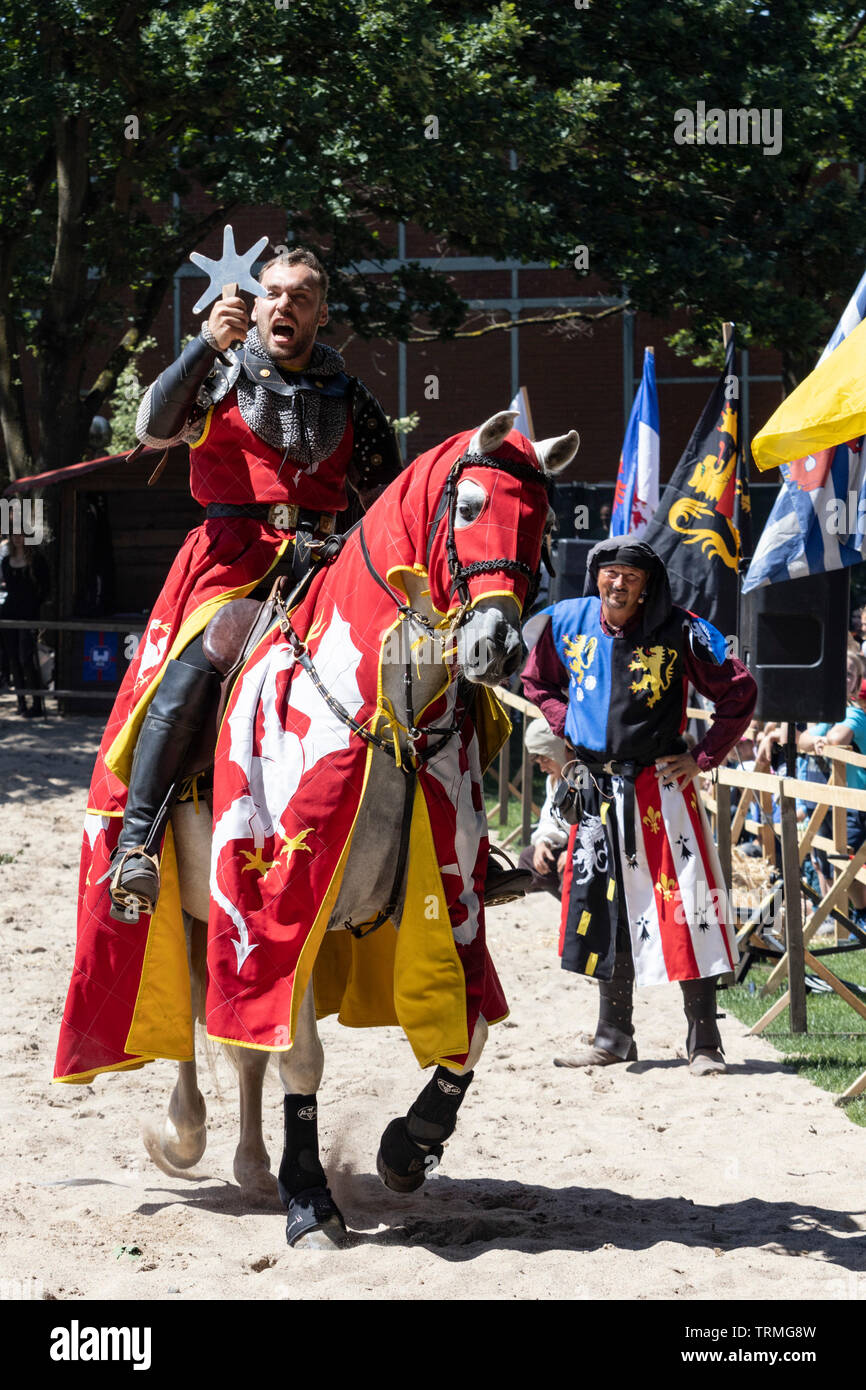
234 326 349 475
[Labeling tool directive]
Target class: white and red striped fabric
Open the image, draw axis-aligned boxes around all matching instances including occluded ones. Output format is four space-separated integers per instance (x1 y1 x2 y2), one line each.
618 769 737 986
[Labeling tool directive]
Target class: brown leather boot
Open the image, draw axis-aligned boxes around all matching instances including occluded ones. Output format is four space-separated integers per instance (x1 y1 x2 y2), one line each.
681 977 727 1075
554 1040 638 1068
555 949 637 1067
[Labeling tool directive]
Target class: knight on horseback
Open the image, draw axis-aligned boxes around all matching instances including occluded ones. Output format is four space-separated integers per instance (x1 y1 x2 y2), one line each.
106 245 402 924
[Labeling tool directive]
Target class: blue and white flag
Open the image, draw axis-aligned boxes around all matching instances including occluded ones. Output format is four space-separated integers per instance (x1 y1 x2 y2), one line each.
742 268 866 592
508 386 535 441
610 347 659 538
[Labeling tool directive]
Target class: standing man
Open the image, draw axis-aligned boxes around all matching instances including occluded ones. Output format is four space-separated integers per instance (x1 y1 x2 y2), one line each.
522 539 756 1076
103 246 400 922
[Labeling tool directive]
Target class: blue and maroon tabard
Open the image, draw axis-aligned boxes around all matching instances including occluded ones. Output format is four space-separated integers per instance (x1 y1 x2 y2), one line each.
549 596 689 764
543 598 738 987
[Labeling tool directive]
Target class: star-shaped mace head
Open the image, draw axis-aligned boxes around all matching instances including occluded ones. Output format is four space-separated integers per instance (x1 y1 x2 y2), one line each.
189 224 270 314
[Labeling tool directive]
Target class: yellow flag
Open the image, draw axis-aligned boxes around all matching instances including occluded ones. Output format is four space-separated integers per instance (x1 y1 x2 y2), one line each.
751 316 866 472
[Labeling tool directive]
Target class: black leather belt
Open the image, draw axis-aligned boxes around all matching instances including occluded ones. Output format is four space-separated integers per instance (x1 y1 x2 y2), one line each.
580 740 686 865
205 503 336 535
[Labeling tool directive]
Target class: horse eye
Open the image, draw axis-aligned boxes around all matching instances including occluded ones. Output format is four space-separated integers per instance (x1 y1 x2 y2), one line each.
454 482 487 529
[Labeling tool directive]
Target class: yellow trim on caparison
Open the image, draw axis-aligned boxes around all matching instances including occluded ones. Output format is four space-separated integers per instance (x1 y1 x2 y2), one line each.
53 1056 150 1086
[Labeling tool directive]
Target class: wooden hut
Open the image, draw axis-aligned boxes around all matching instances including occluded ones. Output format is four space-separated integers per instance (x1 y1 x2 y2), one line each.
3 446 201 709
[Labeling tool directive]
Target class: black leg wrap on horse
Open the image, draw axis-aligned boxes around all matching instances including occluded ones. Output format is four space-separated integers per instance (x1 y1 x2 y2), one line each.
406 1066 474 1145
680 977 724 1055
277 1094 328 1207
378 1070 474 1192
379 1117 443 1186
593 951 638 1061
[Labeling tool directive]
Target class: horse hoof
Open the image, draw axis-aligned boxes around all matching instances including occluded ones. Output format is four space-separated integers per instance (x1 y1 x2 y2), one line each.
233 1147 277 1202
142 1122 207 1177
234 1163 279 1204
285 1187 348 1250
376 1118 442 1194
160 1117 207 1169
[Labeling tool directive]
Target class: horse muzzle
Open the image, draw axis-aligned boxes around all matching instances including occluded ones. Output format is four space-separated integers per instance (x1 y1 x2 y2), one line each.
456 607 525 685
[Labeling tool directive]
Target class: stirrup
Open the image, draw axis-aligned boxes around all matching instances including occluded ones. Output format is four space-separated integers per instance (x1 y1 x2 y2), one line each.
108 847 161 924
483 844 533 906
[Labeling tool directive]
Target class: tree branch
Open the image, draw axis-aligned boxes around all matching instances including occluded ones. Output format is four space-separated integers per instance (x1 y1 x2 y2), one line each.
406 300 628 342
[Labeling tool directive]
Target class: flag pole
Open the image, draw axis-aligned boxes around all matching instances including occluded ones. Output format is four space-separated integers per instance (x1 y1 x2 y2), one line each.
722 321 744 652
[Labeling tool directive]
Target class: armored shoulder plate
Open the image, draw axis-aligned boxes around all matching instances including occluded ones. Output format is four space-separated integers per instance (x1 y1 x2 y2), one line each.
350 377 402 490
198 348 241 410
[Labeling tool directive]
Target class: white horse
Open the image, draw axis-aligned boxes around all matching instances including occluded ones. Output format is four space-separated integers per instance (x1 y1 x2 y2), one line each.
146 411 579 1247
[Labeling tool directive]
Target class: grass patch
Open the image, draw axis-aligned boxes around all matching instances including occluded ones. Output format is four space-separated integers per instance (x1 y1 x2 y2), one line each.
723 947 866 1127
0 850 19 865
483 765 547 836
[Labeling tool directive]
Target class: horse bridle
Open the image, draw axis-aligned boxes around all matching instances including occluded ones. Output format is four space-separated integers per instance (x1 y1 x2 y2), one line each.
275 447 553 937
429 448 554 616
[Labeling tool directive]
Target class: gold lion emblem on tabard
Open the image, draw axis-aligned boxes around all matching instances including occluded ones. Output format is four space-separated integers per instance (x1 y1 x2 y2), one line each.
629 645 677 708
562 634 598 692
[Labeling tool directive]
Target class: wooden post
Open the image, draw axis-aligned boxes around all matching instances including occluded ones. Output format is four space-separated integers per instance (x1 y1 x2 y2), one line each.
56 484 78 712
521 734 533 847
716 779 732 895
779 787 807 1033
497 741 509 827
759 790 775 861
830 754 846 948
722 321 734 348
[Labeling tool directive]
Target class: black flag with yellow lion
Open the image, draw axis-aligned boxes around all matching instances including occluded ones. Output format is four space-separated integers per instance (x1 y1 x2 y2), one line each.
642 334 750 638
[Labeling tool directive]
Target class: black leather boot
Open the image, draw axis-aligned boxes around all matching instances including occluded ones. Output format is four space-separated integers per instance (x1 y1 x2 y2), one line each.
554 949 637 1067
681 976 726 1074
109 658 217 923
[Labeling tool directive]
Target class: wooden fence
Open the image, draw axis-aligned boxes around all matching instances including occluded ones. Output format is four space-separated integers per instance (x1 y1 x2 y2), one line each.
490 693 866 1104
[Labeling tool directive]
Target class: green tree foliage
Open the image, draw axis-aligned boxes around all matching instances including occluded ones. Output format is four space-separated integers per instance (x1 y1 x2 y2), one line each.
548 1 866 385
103 338 156 452
0 0 608 478
1 1 865 480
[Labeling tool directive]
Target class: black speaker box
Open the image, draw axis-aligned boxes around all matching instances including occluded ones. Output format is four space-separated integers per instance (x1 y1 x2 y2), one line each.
739 569 849 723
549 538 596 604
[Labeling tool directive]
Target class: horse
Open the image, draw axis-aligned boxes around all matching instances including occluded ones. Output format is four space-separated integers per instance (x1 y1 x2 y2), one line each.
147 410 580 1247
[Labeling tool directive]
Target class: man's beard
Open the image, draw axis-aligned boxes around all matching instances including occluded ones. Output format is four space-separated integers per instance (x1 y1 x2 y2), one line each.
262 320 318 365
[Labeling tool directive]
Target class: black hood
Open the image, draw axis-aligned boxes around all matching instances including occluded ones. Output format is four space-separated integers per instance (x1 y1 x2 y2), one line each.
583 538 674 634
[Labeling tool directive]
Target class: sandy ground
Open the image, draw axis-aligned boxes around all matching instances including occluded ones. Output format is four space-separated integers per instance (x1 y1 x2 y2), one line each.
0 703 864 1304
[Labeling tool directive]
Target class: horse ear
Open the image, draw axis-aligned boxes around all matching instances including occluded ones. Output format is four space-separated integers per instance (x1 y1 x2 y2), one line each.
534 430 580 473
468 410 519 456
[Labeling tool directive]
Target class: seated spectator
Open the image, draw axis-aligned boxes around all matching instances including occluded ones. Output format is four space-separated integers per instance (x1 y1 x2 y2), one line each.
516 718 569 900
